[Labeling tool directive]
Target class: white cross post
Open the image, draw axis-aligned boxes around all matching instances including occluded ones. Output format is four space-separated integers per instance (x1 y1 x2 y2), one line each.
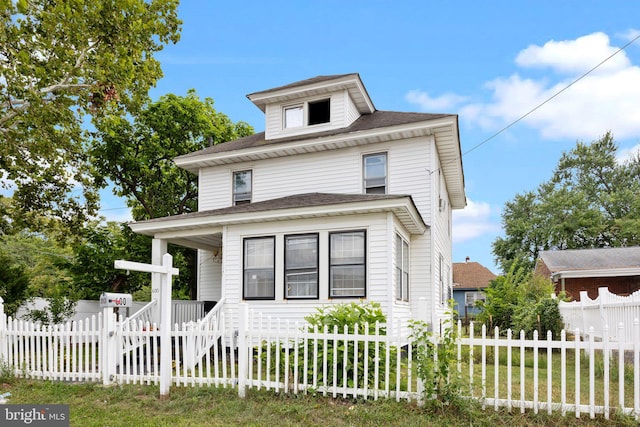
114 253 178 399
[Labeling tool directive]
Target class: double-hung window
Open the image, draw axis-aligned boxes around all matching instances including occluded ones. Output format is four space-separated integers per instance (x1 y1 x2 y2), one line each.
363 153 387 194
395 234 409 301
285 234 318 299
329 230 366 297
233 170 252 205
243 237 275 300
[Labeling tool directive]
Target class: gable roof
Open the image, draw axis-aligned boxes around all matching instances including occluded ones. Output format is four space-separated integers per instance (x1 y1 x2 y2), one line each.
538 247 640 281
452 261 497 289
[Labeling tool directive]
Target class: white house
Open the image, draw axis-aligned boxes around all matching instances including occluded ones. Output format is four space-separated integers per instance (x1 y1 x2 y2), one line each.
129 73 466 330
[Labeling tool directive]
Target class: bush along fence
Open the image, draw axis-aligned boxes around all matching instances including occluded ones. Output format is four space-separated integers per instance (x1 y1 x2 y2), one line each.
1 298 640 420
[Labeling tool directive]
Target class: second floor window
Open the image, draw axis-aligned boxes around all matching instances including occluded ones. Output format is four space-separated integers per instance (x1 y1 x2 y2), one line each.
233 170 252 205
363 153 387 194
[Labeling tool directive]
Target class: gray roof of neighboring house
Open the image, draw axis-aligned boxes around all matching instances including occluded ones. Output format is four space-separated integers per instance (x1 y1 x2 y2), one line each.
175 110 454 160
132 192 416 225
539 247 640 272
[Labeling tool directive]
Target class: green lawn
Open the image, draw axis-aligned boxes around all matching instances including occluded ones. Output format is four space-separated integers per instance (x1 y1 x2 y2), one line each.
2 379 636 426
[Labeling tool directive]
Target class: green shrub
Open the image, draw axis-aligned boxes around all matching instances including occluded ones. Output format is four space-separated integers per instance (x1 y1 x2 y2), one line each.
302 302 396 389
409 302 465 406
255 302 397 390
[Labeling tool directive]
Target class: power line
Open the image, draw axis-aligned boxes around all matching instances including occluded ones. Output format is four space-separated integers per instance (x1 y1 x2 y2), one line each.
458 32 640 162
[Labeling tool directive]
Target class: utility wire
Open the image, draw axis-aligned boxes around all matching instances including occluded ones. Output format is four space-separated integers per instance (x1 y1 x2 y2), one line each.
462 32 640 158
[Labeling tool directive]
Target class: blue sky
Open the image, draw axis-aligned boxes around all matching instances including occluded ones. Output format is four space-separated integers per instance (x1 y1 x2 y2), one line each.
99 1 640 274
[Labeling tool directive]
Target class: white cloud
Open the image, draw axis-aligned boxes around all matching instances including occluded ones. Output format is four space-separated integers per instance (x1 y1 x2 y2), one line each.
616 143 640 164
515 32 630 74
431 31 640 141
405 90 468 111
452 199 500 243
618 28 640 42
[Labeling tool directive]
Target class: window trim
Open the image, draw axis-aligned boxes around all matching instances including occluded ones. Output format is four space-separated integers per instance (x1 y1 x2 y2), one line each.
328 229 367 299
233 170 252 205
363 152 388 194
284 233 319 300
395 233 409 302
243 236 275 301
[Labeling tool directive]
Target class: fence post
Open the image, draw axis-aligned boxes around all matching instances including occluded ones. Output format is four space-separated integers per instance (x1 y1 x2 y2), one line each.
102 306 117 385
159 253 174 400
238 303 248 398
0 297 6 363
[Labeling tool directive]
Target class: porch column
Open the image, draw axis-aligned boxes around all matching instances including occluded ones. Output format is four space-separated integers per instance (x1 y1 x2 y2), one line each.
152 238 168 325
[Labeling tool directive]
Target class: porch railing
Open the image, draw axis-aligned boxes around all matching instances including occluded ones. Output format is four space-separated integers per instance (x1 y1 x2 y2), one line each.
183 298 226 371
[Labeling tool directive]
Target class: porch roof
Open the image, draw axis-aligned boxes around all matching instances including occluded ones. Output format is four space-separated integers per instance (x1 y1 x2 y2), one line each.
128 193 428 250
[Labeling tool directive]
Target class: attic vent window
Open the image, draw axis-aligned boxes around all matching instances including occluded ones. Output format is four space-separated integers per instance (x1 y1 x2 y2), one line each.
308 99 330 125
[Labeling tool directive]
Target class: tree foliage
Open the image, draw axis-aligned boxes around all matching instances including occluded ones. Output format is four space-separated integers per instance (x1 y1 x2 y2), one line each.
91 90 253 220
493 132 640 271
0 249 31 316
477 262 564 338
90 91 253 299
0 0 181 232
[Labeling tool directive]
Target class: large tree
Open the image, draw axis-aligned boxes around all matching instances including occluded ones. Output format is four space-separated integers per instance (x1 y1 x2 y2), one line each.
493 132 640 271
89 90 253 298
91 90 253 220
0 0 181 232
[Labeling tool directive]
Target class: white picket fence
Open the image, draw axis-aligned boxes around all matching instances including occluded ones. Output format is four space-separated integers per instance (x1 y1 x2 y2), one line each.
1 299 640 420
559 287 640 341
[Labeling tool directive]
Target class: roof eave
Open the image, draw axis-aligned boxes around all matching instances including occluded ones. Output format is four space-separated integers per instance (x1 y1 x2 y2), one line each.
247 74 375 114
129 197 428 238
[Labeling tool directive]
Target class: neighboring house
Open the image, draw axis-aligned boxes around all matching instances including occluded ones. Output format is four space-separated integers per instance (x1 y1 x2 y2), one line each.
129 73 466 331
452 257 496 319
535 247 640 301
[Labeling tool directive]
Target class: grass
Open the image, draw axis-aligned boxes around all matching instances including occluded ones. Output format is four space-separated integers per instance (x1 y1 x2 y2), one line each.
2 379 637 426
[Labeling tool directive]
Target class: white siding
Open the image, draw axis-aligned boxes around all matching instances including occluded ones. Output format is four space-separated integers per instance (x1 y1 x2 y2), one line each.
218 213 392 330
345 92 360 126
199 167 233 210
198 136 434 215
197 249 222 302
430 149 454 330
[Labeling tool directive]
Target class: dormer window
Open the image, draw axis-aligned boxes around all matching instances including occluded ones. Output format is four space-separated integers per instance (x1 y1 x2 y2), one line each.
308 99 330 125
283 98 331 129
284 105 303 128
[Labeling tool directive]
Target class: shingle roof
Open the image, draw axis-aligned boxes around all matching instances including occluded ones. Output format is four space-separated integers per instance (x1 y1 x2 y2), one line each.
132 192 415 225
176 110 454 161
452 261 497 289
539 247 640 272
247 74 359 97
